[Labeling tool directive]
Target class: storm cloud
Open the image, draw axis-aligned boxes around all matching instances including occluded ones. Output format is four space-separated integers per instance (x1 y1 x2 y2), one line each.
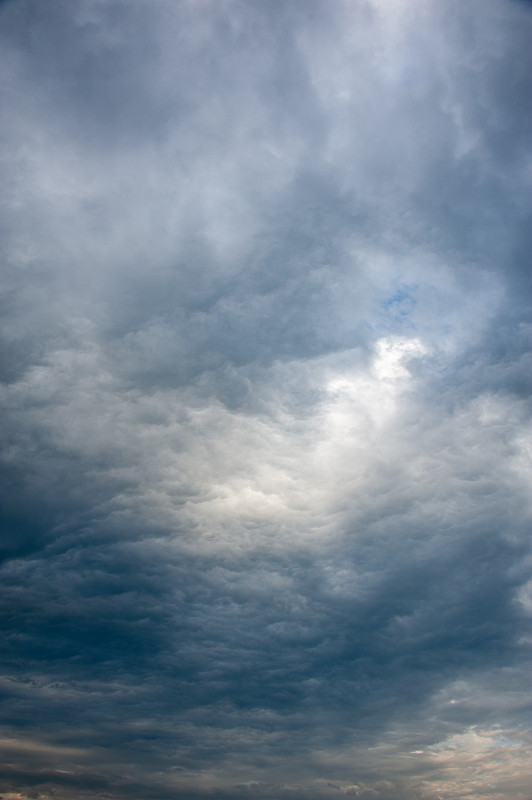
1 1 531 799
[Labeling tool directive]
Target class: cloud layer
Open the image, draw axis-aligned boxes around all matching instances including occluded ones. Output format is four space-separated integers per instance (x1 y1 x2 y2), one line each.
1 1 531 799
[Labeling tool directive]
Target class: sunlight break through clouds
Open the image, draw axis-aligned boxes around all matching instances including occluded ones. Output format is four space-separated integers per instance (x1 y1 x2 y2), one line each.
0 0 531 799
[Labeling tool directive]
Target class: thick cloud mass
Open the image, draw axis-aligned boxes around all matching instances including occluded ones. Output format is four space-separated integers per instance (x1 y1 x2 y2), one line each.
1 1 531 799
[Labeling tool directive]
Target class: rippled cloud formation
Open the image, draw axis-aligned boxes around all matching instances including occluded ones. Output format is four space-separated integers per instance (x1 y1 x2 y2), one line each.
1 1 531 799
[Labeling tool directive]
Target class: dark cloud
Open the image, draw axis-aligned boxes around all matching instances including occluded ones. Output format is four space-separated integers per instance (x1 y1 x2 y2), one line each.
1 1 531 799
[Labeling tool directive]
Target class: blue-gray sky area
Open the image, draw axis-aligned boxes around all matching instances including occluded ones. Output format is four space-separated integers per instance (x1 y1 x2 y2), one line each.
1 1 531 798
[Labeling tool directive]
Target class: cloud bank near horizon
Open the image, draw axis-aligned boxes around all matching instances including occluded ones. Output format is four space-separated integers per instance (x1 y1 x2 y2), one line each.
1 1 531 799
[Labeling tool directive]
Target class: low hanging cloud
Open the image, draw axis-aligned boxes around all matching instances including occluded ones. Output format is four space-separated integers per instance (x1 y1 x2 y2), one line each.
1 1 531 799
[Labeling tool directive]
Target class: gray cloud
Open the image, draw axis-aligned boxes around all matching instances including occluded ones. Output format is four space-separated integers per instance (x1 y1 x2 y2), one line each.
1 1 531 799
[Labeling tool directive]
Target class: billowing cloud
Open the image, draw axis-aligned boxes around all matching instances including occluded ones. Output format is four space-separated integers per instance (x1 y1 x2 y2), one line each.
0 1 531 799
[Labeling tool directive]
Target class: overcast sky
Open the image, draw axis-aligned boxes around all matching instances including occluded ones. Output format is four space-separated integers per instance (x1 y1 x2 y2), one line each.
1 1 531 799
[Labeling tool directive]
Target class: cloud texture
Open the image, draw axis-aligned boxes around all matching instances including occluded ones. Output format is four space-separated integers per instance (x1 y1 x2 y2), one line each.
1 1 531 798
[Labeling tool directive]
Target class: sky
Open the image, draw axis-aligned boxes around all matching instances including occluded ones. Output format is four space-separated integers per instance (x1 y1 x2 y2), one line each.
0 1 531 799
